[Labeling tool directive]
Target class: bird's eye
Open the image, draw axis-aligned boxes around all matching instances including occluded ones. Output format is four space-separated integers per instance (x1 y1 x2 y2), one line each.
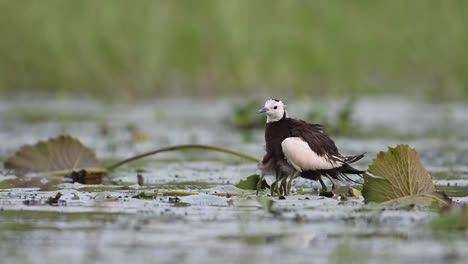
273 106 278 110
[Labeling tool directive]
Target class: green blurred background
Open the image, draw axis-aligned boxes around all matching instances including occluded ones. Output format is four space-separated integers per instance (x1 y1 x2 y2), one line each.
1 0 467 99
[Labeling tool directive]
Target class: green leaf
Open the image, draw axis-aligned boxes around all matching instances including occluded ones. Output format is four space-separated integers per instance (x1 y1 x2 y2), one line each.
348 187 362 198
236 174 261 190
4 135 107 176
362 144 450 207
431 206 468 233
256 196 274 212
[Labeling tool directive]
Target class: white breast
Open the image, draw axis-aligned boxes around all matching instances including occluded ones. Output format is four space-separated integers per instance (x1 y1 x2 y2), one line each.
281 137 341 171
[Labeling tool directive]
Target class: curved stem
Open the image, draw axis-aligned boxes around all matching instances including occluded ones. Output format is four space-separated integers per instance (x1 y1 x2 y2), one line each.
107 144 260 170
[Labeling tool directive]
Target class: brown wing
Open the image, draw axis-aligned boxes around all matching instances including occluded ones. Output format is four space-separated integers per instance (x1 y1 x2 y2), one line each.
288 119 343 161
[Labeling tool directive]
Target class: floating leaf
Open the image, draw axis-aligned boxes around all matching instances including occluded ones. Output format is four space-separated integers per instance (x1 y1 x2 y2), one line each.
348 187 362 198
362 144 450 206
236 174 269 191
4 135 106 177
4 134 260 186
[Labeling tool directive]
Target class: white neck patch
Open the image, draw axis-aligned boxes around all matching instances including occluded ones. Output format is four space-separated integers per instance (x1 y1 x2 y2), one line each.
263 99 286 123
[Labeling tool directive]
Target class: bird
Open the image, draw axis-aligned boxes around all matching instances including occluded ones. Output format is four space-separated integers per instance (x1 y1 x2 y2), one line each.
257 99 365 196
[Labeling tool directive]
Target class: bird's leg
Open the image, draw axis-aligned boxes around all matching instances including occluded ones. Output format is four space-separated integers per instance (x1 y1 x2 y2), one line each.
271 167 282 196
278 179 284 196
286 176 293 195
319 178 327 192
270 181 278 196
280 174 288 196
283 177 288 195
256 173 265 195
286 172 299 195
325 175 337 190
275 182 282 196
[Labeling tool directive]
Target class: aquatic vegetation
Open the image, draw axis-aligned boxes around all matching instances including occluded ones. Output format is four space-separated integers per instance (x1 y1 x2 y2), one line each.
231 100 266 129
236 174 263 190
1 136 458 209
256 196 275 213
362 144 451 207
306 99 356 136
0 98 467 263
335 99 356 136
348 187 362 198
431 205 468 233
4 135 106 177
4 135 259 181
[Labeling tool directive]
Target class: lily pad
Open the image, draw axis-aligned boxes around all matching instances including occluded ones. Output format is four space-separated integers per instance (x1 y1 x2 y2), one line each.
236 174 260 190
4 135 107 176
236 174 269 191
362 144 450 206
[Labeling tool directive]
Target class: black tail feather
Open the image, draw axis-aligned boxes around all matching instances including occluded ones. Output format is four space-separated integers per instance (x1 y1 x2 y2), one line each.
300 164 365 184
335 163 365 183
344 152 366 163
299 152 366 184
337 163 365 175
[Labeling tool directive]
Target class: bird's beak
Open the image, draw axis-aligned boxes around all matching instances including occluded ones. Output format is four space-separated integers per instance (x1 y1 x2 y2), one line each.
257 107 268 114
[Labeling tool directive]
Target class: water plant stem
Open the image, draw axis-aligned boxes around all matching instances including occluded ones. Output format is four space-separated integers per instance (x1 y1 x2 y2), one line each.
107 144 260 170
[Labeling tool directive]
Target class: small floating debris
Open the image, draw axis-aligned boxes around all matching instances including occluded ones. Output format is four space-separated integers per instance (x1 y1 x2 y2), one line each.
22 192 66 206
168 197 180 203
48 192 65 206
137 174 144 186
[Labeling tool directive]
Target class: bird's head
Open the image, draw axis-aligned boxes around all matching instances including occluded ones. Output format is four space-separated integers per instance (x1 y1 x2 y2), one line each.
257 99 286 123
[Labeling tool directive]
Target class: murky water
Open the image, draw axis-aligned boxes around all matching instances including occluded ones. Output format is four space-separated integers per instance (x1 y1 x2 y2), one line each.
0 97 467 264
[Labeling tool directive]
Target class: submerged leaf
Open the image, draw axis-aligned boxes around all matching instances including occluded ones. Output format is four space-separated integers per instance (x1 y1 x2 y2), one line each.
362 144 450 206
4 135 106 176
256 196 274 212
431 205 468 233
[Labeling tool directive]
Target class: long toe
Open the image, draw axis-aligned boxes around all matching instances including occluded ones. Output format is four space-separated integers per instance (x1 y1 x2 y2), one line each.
286 180 292 195
256 176 264 195
326 175 337 190
280 180 287 196
270 182 277 196
275 183 282 196
319 178 327 192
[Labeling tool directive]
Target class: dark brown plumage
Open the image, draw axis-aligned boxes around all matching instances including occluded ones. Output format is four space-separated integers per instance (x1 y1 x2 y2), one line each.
258 99 365 195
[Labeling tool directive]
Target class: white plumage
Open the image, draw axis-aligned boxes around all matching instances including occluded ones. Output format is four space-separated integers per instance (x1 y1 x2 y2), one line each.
281 137 342 171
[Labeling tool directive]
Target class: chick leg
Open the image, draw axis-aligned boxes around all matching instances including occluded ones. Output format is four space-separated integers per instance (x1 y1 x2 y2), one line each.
280 174 288 196
286 171 299 195
256 173 265 195
270 181 278 196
